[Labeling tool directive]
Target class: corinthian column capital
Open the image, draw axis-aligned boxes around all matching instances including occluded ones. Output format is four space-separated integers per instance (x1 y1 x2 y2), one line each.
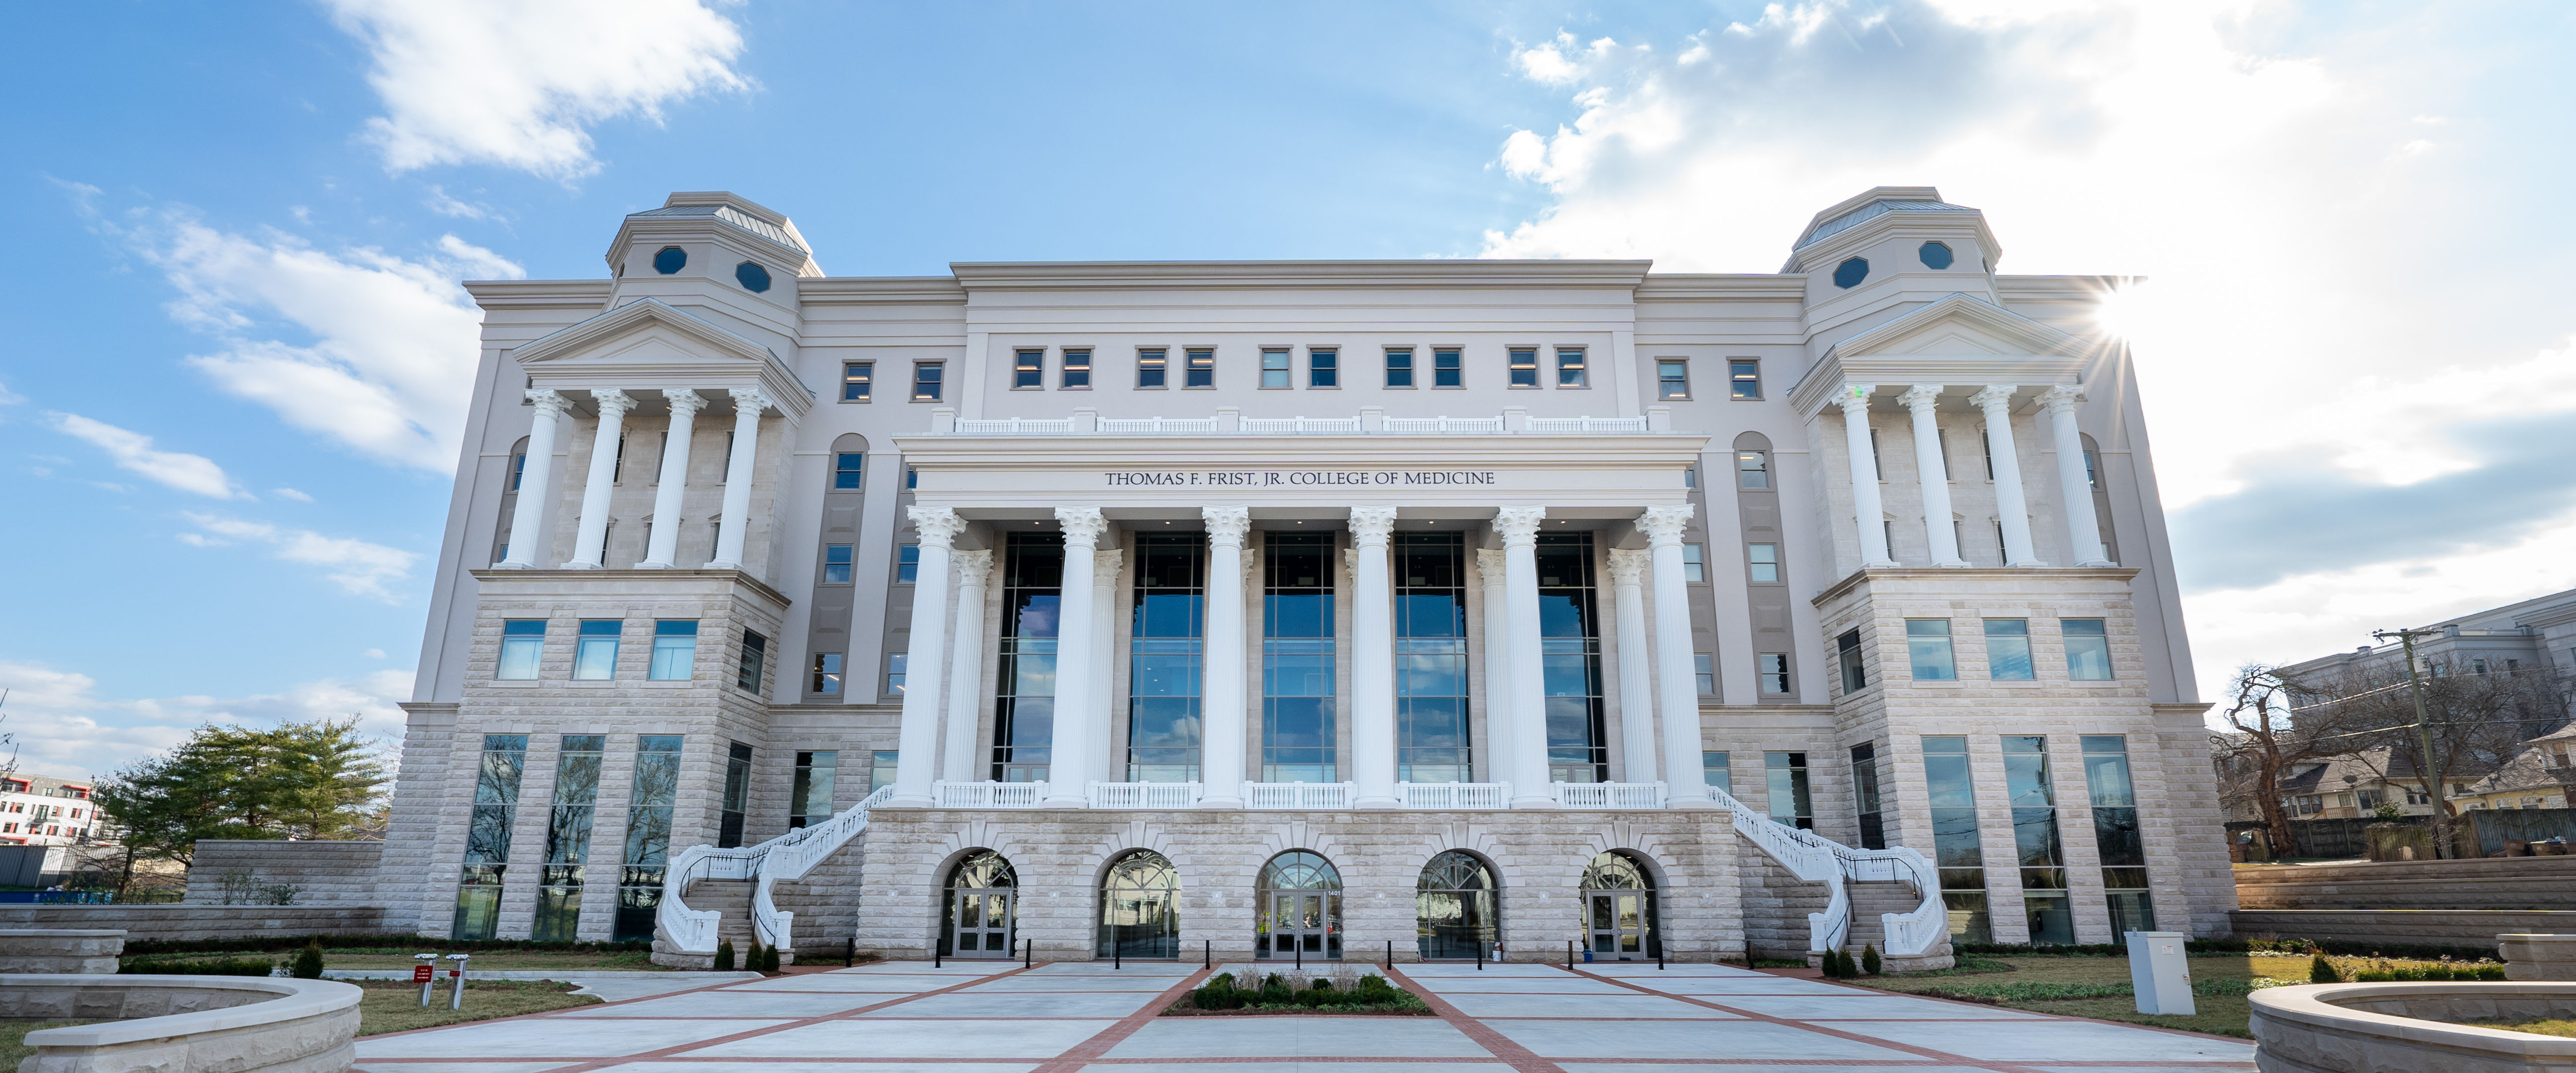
1347 506 1399 545
1492 506 1546 546
1832 383 1876 415
1202 506 1251 545
954 547 994 587
663 388 708 416
592 389 636 419
527 388 572 416
1606 547 1649 587
1054 506 1109 547
731 387 772 417
907 505 966 547
1474 547 1507 582
1897 384 1944 412
2040 384 2085 415
1638 503 1695 546
1969 384 2017 414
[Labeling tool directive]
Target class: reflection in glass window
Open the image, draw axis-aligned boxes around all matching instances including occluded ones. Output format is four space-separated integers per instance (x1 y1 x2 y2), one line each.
1658 359 1690 399
822 543 854 584
1433 348 1462 387
1260 349 1291 389
1729 359 1761 400
809 651 843 695
1556 347 1587 387
1184 348 1215 387
1921 736 1990 942
573 620 621 680
453 733 527 940
1262 532 1336 783
842 362 872 401
533 733 604 941
1683 543 1705 583
1128 535 1206 782
1013 349 1043 388
1136 348 1167 388
790 751 837 828
1416 850 1497 960
992 532 1063 782
1765 752 1812 829
736 630 764 692
649 621 697 681
1850 742 1884 849
1537 533 1607 784
912 362 943 401
1985 619 2034 680
1309 348 1338 387
1702 751 1730 795
2004 736 2073 945
2083 735 2155 934
1748 543 1780 584
1758 652 1792 695
1385 347 1414 387
1397 533 1470 783
497 620 545 680
2063 619 2113 680
897 543 920 584
1908 619 1956 680
1099 850 1181 959
1736 449 1769 489
833 452 863 490
613 735 682 942
1061 348 1091 388
1509 348 1539 388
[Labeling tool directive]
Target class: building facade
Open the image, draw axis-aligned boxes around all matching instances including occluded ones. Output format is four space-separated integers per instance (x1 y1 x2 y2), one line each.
384 187 2232 962
0 774 99 846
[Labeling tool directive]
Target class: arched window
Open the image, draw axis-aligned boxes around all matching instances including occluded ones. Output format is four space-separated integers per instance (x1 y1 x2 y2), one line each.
1416 851 1498 960
1099 850 1180 959
1256 850 1341 961
490 436 530 564
941 850 1017 958
1579 851 1660 961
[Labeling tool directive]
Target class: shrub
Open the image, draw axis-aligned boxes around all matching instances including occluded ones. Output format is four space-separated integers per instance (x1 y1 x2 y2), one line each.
1862 944 1881 976
2309 954 2342 984
120 958 276 976
714 940 735 972
291 938 325 980
1311 977 1335 991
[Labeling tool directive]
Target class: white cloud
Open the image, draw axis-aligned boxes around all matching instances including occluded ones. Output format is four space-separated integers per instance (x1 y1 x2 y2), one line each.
272 487 314 502
0 380 24 406
47 412 245 499
423 185 498 221
326 0 751 179
182 513 421 602
0 660 412 780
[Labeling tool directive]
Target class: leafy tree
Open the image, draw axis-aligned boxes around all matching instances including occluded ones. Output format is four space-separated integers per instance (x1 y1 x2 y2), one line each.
91 718 389 893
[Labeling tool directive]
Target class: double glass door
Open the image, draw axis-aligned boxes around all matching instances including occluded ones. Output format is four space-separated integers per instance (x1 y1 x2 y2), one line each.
1264 891 1341 960
951 890 1016 958
1588 891 1651 960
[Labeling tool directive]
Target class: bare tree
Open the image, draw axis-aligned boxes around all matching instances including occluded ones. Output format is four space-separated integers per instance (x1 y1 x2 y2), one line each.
2211 664 2360 855
2286 657 2572 857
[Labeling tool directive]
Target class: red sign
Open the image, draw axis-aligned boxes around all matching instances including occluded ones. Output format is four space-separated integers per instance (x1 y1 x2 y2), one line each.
448 969 461 978
412 966 433 983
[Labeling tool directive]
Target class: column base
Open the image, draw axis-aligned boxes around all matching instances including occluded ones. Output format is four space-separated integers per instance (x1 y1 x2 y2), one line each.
1197 795 1243 809
558 560 602 570
705 559 743 570
636 560 673 570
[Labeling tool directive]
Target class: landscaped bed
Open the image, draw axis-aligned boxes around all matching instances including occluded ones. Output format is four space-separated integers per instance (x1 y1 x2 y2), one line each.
1163 970 1432 1015
1847 951 2505 1039
120 946 670 974
353 979 602 1036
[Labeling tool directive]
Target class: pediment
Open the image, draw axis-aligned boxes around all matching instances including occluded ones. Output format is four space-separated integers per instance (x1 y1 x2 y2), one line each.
1827 293 2085 361
513 298 776 368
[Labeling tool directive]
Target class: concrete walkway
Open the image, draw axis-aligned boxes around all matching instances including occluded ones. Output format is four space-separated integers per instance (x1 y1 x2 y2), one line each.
351 959 2255 1073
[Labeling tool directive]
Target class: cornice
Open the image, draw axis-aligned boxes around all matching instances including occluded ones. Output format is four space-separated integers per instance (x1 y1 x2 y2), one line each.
798 277 969 305
508 298 814 420
464 280 615 309
892 431 1713 468
1810 565 2143 607
1633 274 1808 301
947 259 1656 291
469 567 794 609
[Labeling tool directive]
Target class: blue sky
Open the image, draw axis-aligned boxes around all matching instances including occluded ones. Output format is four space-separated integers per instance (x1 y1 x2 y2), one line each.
3 0 2573 778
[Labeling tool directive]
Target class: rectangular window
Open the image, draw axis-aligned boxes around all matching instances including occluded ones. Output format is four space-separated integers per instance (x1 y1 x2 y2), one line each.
1703 751 1731 795
718 741 753 848
1184 347 1214 387
1921 736 1990 942
573 620 621 681
1935 428 1953 480
1837 628 1866 694
533 733 605 942
790 751 838 829
649 620 697 681
886 652 908 695
1136 348 1167 388
1538 533 1608 784
1736 450 1770 490
1397 532 1471 783
1555 347 1587 387
1384 347 1414 387
822 543 854 584
912 362 943 401
842 361 872 401
1851 742 1885 850
452 733 527 940
1129 533 1206 782
1765 752 1813 829
1657 359 1689 400
736 629 765 692
1309 348 1338 387
2004 735 2074 945
897 543 920 584
1694 653 1716 695
869 750 900 793
1263 531 1338 783
832 451 863 490
1061 348 1091 388
510 450 526 491
1747 543 1780 584
2063 619 2113 680
1508 348 1539 388
810 651 844 695
1012 349 1044 389
993 531 1063 782
1432 347 1462 387
1981 426 1996 479
2082 735 2155 935
1758 652 1792 695
2085 448 2100 490
1683 543 1706 583
1729 359 1761 400
1684 465 1697 489
497 620 545 680
1259 349 1291 389
1908 619 1957 681
906 466 917 490
1985 619 2034 680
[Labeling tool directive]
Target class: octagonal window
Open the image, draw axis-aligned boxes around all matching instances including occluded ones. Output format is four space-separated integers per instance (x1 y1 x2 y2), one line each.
652 246 686 274
736 261 772 292
1919 241 1955 270
1832 257 1869 289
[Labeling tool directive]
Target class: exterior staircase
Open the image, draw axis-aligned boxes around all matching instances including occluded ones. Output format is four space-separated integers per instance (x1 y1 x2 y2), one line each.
1709 785 1954 971
653 786 894 968
656 879 756 968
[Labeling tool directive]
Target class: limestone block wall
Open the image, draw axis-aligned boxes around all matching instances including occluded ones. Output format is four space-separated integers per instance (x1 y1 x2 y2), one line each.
1736 849 1830 959
2236 857 2576 911
0 906 389 943
184 841 384 906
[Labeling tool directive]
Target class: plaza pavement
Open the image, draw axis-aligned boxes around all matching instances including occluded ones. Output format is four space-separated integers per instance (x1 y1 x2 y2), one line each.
350 959 2256 1073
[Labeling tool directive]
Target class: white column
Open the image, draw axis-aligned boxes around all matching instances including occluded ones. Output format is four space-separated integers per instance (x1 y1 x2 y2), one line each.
1045 507 1108 806
496 388 570 569
638 389 706 569
1641 505 1714 807
1835 384 1896 567
1091 547 1123 785
1900 384 1968 567
707 388 768 570
1972 385 2042 566
1348 507 1399 807
2042 385 2113 566
1494 506 1554 807
889 506 963 807
942 548 994 784
1475 548 1513 789
562 389 632 568
1607 548 1656 784
1200 507 1251 806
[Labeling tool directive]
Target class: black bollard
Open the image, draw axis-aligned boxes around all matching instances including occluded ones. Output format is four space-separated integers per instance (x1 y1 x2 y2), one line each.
1566 940 1573 971
1296 938 1303 971
1385 940 1391 970
1024 939 1032 969
1205 940 1211 970
935 943 942 969
1658 943 1665 970
1115 943 1121 970
846 936 856 969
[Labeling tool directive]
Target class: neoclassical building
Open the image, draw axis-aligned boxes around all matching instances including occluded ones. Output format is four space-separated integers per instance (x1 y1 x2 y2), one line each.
382 187 2233 966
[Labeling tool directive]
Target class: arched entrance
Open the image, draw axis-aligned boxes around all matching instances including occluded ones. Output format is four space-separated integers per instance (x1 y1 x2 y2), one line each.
1099 850 1180 959
941 850 1017 958
1256 850 1341 960
1416 850 1498 960
1580 851 1659 961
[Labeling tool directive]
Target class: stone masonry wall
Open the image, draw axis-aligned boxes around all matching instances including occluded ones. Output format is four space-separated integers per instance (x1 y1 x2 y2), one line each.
185 841 383 906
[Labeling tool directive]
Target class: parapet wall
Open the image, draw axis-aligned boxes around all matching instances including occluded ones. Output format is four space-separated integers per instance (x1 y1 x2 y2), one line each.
184 840 386 906
0 905 389 944
2236 856 2576 911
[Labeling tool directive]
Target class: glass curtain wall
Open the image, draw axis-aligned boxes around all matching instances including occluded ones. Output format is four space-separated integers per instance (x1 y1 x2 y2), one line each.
1129 535 1206 782
614 735 682 942
1262 532 1337 783
1395 532 1470 782
1416 850 1498 959
453 734 527 940
1535 533 1608 783
993 532 1065 782
1921 736 1991 942
2003 736 2075 945
534 734 604 941
790 751 837 827
2082 735 2156 934
1098 850 1181 958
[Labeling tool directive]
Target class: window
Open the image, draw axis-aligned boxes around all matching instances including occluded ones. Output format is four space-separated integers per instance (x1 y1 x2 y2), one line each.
533 733 605 942
2003 735 2074 944
1758 652 1792 695
1833 257 1869 288
1263 531 1338 783
573 620 621 680
1747 543 1780 584
992 531 1063 782
842 362 872 401
452 733 527 940
833 451 863 490
1137 348 1167 388
1394 532 1470 783
1537 532 1610 783
1908 619 1957 680
1684 465 1697 489
735 262 771 292
1555 347 1587 387
822 543 854 584
1981 426 1996 479
1837 628 1866 693
790 751 837 828
649 621 697 681
1128 533 1207 782
653 246 686 274
1851 742 1885 849
1703 752 1730 794
1309 348 1338 387
1683 543 1706 583
1260 349 1291 388
1657 359 1690 400
2063 619 2113 680
1013 350 1044 389
810 651 843 694
1766 752 1813 829
1432 347 1462 387
2473 658 2491 675
497 620 545 680
1985 619 2034 680
1060 348 1091 388
869 749 900 793
1695 653 1716 695
2082 735 2153 934
897 543 920 584
718 742 752 847
1919 241 1955 269
906 466 918 490
2084 448 2100 490
1184 348 1214 387
1736 450 1770 490
736 630 765 692
1729 360 1761 400
912 362 943 401
1921 736 1990 942
1508 348 1538 388
1384 347 1414 387
509 450 526 491
886 652 908 695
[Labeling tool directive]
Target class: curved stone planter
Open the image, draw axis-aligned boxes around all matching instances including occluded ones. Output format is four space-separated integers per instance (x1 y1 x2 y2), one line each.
2251 981 2576 1072
5 974 361 1073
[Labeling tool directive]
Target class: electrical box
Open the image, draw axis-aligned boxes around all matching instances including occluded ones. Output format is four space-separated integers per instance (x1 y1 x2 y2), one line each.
2127 931 2194 1015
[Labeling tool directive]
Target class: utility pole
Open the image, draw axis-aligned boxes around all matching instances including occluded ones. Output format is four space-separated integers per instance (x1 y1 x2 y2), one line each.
2374 627 2446 859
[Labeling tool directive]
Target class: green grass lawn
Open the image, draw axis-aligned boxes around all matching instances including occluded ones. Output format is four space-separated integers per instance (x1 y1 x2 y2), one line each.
1850 954 2423 1039
2 1022 103 1072
123 947 670 973
356 979 602 1036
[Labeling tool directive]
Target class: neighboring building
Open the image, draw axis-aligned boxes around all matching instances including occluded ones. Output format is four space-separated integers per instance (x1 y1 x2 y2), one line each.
2281 587 2576 686
380 186 2231 963
0 774 99 846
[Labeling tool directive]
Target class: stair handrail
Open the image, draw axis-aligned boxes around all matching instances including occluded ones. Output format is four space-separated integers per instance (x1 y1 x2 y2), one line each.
1706 785 1849 955
1824 841 1948 958
658 785 897 956
751 785 897 954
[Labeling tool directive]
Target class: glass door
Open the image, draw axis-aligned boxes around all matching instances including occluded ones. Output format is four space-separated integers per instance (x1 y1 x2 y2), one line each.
1589 891 1648 960
952 889 1016 958
1266 891 1341 960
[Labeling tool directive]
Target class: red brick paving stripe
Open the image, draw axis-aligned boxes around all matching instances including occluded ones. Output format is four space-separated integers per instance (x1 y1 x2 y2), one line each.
1385 966 1571 1073
1563 965 2059 1073
1023 967 1213 1073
